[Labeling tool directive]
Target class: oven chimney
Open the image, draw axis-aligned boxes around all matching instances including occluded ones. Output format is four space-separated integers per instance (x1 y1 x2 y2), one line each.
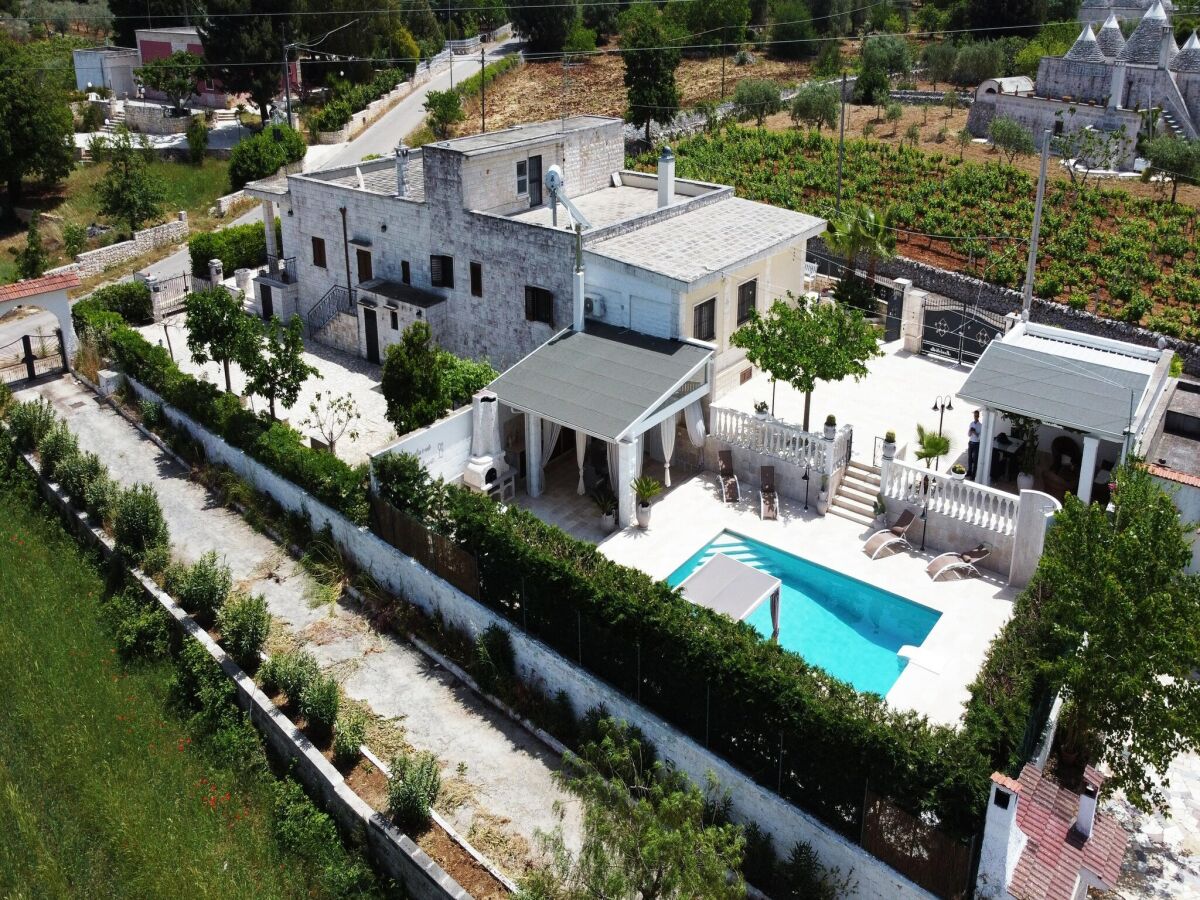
1160 24 1175 70
1108 62 1127 110
394 143 408 198
657 146 675 209
1075 776 1099 841
572 222 585 332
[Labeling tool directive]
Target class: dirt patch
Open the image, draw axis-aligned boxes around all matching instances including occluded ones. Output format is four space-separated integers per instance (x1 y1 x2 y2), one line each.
437 774 480 815
467 811 535 881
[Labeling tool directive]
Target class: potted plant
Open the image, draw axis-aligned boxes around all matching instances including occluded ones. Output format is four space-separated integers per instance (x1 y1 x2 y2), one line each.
949 462 966 481
824 414 837 441
1008 414 1042 491
632 476 663 528
591 487 617 533
915 424 951 470
882 429 897 460
753 400 769 421
872 493 887 526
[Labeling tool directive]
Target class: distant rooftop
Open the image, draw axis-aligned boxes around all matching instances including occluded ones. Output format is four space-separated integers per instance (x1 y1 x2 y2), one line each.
509 173 724 231
427 116 620 156
296 155 426 201
135 25 200 35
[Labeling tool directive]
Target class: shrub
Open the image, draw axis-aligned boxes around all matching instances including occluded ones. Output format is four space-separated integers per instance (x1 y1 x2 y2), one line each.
216 592 270 666
54 448 103 503
167 550 231 617
7 399 56 452
80 103 104 132
332 706 368 764
387 750 441 831
112 483 170 560
188 222 267 278
308 98 352 133
228 124 306 190
103 586 173 659
62 222 88 257
261 649 320 705
272 778 340 861
88 281 154 325
36 419 78 481
733 78 783 126
172 637 237 732
83 471 121 524
72 299 125 351
185 114 208 163
140 542 173 578
471 624 515 696
0 382 10 419
299 673 340 737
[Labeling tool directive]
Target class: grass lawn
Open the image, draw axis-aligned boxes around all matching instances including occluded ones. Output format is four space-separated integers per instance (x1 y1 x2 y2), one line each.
0 473 336 898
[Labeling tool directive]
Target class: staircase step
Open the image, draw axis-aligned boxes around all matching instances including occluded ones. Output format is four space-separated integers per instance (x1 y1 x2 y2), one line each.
842 473 881 493
827 505 874 526
839 484 878 507
847 460 881 475
833 495 873 516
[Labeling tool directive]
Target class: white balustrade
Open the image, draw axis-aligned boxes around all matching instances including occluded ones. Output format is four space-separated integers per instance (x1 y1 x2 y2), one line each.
879 459 1019 535
709 406 826 469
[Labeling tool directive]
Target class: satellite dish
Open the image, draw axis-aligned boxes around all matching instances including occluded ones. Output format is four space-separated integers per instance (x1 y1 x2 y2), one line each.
545 165 564 194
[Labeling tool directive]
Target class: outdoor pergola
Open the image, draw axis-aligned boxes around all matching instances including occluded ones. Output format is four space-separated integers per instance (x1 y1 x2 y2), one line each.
957 321 1173 504
488 321 714 527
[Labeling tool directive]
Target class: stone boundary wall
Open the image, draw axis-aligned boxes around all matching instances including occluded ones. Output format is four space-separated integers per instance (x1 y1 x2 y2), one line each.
122 373 937 900
212 190 248 217
124 100 192 135
17 443 470 900
66 212 190 278
890 89 973 106
811 238 1200 375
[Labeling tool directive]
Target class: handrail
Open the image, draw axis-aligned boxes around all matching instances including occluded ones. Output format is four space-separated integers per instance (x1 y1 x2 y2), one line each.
306 284 356 336
879 458 1019 535
709 406 826 470
266 254 297 285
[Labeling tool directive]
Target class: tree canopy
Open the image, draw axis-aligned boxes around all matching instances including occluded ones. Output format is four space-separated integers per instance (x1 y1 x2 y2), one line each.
243 314 318 419
0 35 74 214
423 89 464 138
200 0 299 123
989 115 1036 166
137 51 203 111
790 81 839 132
509 0 578 52
1144 137 1200 204
734 79 783 127
183 287 260 394
94 126 166 237
620 3 683 144
731 296 881 430
380 321 495 435
769 0 818 59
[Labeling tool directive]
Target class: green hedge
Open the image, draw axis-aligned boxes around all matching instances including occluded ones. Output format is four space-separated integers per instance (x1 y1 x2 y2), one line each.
372 453 993 839
307 69 406 135
188 222 273 279
229 124 306 191
75 303 370 524
77 281 154 326
453 54 520 99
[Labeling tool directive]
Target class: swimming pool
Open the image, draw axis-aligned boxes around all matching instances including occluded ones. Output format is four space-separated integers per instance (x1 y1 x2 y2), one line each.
667 531 941 696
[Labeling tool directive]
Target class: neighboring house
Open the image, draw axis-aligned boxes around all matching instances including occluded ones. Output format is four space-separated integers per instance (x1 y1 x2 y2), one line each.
969 2 1200 166
72 46 140 98
1142 377 1200 571
243 116 825 396
1079 0 1175 26
134 27 229 108
976 766 1127 900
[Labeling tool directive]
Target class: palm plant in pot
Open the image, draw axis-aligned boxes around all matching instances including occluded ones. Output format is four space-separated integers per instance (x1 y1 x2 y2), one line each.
592 487 617 533
915 424 951 470
632 476 663 528
1007 414 1042 491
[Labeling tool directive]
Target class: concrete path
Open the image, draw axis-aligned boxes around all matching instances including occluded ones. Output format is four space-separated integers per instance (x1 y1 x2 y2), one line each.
18 373 580 876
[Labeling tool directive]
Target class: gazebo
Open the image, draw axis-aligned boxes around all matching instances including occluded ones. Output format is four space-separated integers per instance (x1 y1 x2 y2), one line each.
957 321 1173 504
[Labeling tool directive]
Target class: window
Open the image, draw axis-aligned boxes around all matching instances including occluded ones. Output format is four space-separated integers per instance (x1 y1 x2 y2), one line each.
737 279 758 324
203 76 215 92
356 248 372 283
390 310 399 330
525 286 554 325
516 160 528 195
693 298 716 341
430 254 454 288
311 236 327 269
470 261 483 298
401 260 410 284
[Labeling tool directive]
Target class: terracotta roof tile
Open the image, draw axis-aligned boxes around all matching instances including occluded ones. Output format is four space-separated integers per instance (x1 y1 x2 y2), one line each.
0 272 81 303
1146 463 1200 489
993 771 1023 793
1009 764 1128 900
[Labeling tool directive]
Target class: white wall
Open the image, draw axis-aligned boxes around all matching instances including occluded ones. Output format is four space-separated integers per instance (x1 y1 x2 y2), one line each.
373 406 473 484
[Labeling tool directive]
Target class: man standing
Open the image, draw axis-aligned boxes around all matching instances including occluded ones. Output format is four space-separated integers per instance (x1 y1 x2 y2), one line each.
967 409 982 480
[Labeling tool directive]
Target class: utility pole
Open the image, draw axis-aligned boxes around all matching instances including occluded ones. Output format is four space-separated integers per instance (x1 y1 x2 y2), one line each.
721 28 727 100
1022 130 1051 321
836 71 847 212
480 46 486 133
282 28 292 129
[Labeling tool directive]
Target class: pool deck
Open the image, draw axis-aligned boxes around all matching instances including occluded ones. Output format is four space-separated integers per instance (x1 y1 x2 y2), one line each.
600 475 1017 729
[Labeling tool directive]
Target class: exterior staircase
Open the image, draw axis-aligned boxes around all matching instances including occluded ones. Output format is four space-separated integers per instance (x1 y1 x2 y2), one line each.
212 108 239 126
1162 112 1185 139
101 106 126 134
829 460 881 527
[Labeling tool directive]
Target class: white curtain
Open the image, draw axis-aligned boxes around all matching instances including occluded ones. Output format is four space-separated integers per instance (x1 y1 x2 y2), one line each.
541 420 562 477
575 431 588 495
633 435 644 480
684 400 706 448
607 440 619 488
660 414 677 487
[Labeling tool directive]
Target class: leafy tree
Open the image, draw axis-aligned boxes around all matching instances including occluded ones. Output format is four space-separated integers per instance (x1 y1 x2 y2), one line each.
183 287 260 394
403 0 445 59
956 125 972 160
1143 136 1200 204
733 78 783 127
921 41 958 89
852 64 890 109
509 0 578 51
583 0 621 41
95 126 166 237
200 0 300 124
731 296 881 430
185 115 209 163
812 40 843 76
789 81 839 132
904 122 921 146
299 391 361 454
15 219 49 279
620 3 683 144
823 202 895 285
107 0 190 46
242 315 318 419
380 320 449 434
136 50 203 112
518 716 746 900
423 89 464 138
768 0 817 59
563 21 598 54
676 0 753 52
966 0 1048 35
913 423 951 468
988 115 1035 165
943 89 960 118
885 101 903 135
0 36 74 216
860 33 911 78
383 25 422 77
951 41 1004 86
228 124 306 191
1037 464 1200 811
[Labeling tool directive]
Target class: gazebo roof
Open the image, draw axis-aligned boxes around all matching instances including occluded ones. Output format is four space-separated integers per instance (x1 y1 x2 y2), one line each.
677 553 781 623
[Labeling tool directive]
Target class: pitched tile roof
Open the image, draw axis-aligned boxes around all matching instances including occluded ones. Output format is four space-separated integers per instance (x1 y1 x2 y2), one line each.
1066 25 1109 63
0 271 81 303
1171 31 1200 73
1118 1 1173 65
1146 462 1200 488
1097 14 1128 57
1009 764 1128 900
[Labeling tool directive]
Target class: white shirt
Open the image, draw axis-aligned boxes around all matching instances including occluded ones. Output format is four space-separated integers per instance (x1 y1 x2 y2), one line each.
968 420 982 443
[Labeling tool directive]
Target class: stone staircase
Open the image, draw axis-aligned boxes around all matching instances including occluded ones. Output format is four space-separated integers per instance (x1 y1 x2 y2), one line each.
829 460 881 527
101 106 126 134
212 109 239 126
1162 112 1185 139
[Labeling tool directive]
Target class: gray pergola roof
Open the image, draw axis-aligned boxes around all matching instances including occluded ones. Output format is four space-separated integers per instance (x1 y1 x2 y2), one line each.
957 341 1150 440
488 321 711 442
677 553 781 623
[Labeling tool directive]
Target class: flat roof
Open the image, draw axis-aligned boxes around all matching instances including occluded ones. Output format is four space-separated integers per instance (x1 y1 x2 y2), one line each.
677 553 780 622
586 197 826 286
428 116 619 156
488 321 711 442
319 157 426 200
511 183 665 230
958 340 1152 439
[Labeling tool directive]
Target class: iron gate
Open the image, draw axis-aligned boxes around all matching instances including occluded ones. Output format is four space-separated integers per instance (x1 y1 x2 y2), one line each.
920 297 1006 365
0 330 67 386
876 282 904 343
150 272 193 321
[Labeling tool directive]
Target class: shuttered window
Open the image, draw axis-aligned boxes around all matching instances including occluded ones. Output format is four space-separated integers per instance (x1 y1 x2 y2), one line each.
693 298 716 341
470 261 483 297
737 279 758 324
311 236 326 268
430 254 454 288
525 286 553 325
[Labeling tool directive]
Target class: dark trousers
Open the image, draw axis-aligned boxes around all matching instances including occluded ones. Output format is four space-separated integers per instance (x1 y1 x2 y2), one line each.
967 441 980 479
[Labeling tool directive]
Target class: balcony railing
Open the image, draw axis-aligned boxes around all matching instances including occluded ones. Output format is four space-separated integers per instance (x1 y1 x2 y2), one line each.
306 284 356 336
709 406 826 470
879 458 1019 536
265 254 298 284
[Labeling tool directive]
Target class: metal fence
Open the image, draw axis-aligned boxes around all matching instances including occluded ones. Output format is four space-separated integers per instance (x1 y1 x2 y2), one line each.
149 271 195 321
0 331 67 386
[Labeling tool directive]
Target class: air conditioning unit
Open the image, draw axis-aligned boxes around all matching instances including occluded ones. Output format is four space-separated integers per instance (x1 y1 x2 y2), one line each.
584 295 606 318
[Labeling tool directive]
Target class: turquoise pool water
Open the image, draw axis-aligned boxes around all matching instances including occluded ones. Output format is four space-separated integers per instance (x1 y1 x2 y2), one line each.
667 531 941 696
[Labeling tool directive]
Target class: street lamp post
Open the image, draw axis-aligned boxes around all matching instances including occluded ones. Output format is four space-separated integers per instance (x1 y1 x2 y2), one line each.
802 463 811 512
932 394 954 437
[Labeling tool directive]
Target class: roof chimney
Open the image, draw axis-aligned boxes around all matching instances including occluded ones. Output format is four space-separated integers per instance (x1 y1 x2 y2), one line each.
976 773 1028 897
1075 777 1099 841
1161 24 1176 69
657 146 675 209
394 143 409 198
